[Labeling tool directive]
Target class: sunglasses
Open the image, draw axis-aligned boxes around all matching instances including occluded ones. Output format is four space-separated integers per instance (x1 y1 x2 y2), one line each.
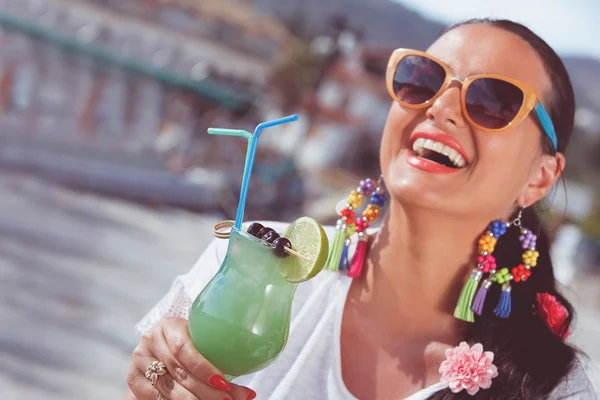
386 49 558 151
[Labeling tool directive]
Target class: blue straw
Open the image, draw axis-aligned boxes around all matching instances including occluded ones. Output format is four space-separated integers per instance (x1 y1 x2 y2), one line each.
208 114 299 230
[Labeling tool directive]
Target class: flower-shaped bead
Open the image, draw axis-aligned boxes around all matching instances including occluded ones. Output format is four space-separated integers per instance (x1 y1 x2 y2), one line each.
363 204 381 222
339 208 355 220
487 220 507 238
355 217 370 233
477 254 497 273
346 190 357 204
359 178 375 196
345 216 355 227
519 229 537 250
439 342 498 395
478 233 497 254
370 192 386 207
492 268 511 285
511 264 531 283
354 193 364 208
522 249 539 267
346 190 364 209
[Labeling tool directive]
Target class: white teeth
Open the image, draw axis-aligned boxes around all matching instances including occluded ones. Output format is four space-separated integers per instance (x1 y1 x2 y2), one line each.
447 148 459 162
412 138 426 156
411 138 467 168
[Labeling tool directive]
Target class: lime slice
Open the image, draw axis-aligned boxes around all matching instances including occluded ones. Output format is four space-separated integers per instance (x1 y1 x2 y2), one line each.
277 217 329 283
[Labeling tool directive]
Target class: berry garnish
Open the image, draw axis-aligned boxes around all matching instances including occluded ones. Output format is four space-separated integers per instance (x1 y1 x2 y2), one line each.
263 230 280 244
247 222 264 237
273 237 292 258
257 227 274 238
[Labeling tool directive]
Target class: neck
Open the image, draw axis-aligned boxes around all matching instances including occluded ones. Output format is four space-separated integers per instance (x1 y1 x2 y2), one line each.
358 200 495 340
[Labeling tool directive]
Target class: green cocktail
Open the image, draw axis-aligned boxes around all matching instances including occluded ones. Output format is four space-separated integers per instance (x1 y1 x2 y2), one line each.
188 228 298 376
187 115 329 378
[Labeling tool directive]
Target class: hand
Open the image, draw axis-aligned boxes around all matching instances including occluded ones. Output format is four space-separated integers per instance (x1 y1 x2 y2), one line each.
127 317 256 400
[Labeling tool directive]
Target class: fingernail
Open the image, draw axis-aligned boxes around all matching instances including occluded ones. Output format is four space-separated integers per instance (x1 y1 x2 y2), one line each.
246 387 257 400
208 375 231 391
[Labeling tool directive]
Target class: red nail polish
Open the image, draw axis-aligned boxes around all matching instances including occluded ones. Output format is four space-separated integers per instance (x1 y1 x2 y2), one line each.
208 375 231 391
246 387 257 400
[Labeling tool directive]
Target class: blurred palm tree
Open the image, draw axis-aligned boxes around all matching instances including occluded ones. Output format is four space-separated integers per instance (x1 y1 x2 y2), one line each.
268 13 352 132
267 40 326 114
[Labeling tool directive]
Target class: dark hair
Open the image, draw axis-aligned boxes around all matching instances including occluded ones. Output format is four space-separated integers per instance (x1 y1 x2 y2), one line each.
431 19 587 400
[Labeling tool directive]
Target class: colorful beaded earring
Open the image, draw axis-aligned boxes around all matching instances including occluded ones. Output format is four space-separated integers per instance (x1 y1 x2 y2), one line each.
324 176 387 278
454 208 539 322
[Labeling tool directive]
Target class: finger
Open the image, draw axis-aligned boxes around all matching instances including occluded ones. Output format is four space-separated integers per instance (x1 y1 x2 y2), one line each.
127 363 170 400
123 388 137 400
154 324 234 399
161 318 229 387
128 339 165 400
133 352 202 400
229 383 257 400
128 329 200 400
153 370 197 400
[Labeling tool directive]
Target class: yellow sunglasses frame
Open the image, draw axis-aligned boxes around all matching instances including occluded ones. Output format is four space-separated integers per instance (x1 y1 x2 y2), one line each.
385 48 558 149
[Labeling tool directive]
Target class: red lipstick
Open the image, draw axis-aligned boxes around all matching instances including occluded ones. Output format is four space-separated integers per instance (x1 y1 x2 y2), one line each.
405 151 459 174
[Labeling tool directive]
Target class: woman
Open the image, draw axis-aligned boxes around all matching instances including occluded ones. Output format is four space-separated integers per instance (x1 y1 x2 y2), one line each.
125 19 594 399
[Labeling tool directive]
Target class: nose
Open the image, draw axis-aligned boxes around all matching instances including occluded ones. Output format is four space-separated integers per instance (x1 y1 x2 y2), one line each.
425 83 467 129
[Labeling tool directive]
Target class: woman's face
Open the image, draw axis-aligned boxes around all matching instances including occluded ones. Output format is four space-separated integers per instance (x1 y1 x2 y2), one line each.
380 23 562 220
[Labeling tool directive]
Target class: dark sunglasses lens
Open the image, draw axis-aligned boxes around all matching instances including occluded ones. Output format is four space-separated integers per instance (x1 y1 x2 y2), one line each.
465 78 524 129
393 55 446 105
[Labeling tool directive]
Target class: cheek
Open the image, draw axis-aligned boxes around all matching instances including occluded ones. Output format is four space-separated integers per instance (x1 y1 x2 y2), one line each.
380 103 421 176
469 157 528 209
469 131 540 207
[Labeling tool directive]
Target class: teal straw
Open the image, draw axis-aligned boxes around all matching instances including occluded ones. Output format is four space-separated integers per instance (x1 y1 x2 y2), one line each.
208 114 299 230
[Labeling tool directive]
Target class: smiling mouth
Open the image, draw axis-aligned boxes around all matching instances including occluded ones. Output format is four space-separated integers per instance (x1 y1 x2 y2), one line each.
411 138 467 169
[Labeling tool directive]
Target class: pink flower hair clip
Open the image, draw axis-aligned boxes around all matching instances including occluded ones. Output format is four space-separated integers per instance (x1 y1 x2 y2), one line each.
439 342 499 395
536 292 571 340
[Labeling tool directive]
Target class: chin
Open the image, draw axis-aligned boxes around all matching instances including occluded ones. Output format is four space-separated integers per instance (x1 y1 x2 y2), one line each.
385 157 441 206
387 178 440 208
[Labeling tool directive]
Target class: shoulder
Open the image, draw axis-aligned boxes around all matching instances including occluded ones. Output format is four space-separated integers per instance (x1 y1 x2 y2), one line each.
549 357 598 399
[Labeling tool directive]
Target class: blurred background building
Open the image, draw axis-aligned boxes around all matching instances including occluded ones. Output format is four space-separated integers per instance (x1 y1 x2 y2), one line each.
1 0 599 398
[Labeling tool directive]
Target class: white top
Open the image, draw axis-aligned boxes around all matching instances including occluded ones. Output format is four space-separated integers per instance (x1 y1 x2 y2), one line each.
135 222 593 399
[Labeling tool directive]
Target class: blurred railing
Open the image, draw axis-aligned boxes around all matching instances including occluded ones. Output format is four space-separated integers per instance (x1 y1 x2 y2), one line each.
0 14 250 108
